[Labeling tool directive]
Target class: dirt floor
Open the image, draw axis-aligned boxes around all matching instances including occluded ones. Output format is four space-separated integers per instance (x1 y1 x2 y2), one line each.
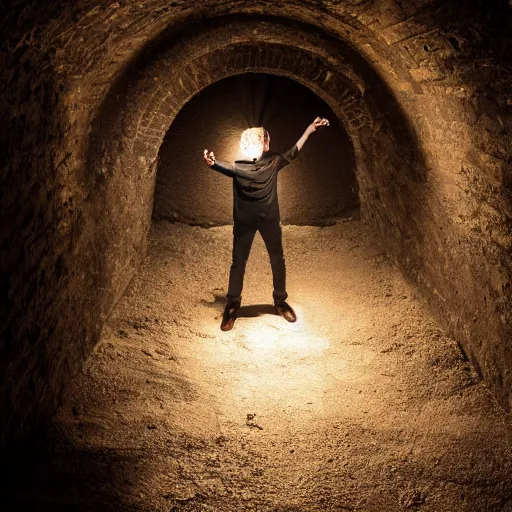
14 218 512 511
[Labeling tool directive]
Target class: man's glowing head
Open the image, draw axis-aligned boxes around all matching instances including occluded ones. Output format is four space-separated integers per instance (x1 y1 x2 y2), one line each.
240 127 270 160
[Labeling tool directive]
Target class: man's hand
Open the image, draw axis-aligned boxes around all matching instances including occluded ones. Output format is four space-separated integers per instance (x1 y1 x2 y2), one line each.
296 117 330 152
311 116 330 131
203 149 216 167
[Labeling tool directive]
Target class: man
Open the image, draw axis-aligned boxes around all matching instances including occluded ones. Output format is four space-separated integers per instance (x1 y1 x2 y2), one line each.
203 116 330 331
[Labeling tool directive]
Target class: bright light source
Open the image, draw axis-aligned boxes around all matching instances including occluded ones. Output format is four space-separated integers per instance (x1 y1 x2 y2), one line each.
240 142 264 160
239 127 267 160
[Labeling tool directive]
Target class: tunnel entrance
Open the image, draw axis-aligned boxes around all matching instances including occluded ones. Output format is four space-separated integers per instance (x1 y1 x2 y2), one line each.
153 73 358 227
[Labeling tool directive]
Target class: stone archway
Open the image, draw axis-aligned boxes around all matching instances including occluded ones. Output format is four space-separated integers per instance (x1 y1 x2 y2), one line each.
87 18 421 309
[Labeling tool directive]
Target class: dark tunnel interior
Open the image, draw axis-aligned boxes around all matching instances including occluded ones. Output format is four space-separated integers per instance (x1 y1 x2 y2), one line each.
153 73 358 227
1 1 512 510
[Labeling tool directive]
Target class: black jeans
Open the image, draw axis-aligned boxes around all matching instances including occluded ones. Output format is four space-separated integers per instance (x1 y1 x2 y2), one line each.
227 220 287 305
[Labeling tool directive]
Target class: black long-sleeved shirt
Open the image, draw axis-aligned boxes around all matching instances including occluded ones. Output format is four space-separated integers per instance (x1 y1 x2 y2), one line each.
211 145 299 224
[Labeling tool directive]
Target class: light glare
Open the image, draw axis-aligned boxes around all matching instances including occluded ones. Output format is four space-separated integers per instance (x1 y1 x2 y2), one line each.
240 142 264 160
239 127 266 160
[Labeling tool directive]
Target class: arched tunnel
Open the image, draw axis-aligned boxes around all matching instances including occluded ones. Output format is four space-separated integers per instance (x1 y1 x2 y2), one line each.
1 1 512 510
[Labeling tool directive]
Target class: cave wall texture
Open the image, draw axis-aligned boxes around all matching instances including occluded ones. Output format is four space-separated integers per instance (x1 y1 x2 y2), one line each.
1 0 511 447
153 73 358 226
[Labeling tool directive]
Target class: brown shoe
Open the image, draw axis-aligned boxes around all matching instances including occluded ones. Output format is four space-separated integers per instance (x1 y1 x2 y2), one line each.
221 301 240 331
275 301 297 323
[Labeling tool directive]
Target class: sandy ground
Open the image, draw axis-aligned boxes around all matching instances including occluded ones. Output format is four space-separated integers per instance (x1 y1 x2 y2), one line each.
17 219 512 511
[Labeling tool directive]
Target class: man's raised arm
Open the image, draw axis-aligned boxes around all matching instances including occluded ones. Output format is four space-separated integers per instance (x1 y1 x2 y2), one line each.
281 117 329 164
295 117 330 152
